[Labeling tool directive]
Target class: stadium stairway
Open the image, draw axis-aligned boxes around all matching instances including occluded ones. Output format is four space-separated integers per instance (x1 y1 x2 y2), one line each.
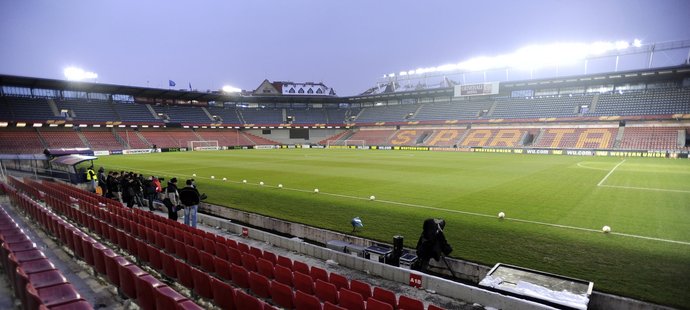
1 177 467 310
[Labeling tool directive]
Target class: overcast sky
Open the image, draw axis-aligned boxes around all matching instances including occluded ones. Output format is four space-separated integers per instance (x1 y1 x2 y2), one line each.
1 0 689 95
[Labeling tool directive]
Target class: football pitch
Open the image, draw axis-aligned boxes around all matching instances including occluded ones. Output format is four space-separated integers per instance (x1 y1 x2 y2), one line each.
96 149 690 307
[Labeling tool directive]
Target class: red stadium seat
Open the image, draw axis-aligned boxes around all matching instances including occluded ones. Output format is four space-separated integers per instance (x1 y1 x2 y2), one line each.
324 302 347 310
350 280 372 301
214 256 233 281
211 277 236 310
293 260 310 274
250 246 263 258
315 279 339 304
274 264 293 287
339 288 365 310
427 304 445 310
398 295 424 310
191 267 214 299
161 252 178 279
118 264 147 299
242 253 259 272
38 300 92 310
178 300 205 309
311 266 329 283
203 238 216 254
231 263 250 288
146 244 163 271
236 289 265 310
270 279 295 309
263 250 277 265
294 271 315 295
249 271 272 298
175 259 194 289
105 256 130 286
199 250 215 273
277 255 293 270
237 242 250 253
26 282 84 310
134 274 165 310
257 258 275 279
185 244 201 267
175 240 188 261
329 272 349 291
227 246 243 265
372 287 397 309
154 285 189 310
135 239 149 264
367 298 393 310
215 242 229 260
164 235 176 254
295 290 322 310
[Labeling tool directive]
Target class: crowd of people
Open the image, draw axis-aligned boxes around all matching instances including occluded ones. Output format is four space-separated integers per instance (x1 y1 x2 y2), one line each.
94 168 201 228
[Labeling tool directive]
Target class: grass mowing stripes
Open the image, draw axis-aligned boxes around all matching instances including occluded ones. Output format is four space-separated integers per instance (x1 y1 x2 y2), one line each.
96 149 690 308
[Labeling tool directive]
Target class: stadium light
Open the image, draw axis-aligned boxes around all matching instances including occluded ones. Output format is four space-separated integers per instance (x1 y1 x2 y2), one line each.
63 67 98 81
222 85 242 93
386 38 643 76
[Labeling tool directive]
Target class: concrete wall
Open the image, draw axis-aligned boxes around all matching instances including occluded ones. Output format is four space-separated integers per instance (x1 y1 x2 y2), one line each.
199 203 674 310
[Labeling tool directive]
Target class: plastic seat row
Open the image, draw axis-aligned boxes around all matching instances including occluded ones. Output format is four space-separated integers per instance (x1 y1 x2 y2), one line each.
0 199 91 310
23 179 278 310
21 179 445 310
3 181 204 310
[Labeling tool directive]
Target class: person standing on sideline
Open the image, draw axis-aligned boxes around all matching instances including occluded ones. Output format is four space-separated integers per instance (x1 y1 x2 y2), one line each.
86 166 97 193
97 167 107 196
179 179 200 228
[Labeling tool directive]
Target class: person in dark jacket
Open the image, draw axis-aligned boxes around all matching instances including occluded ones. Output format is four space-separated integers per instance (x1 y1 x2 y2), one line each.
107 172 121 202
179 179 201 228
164 178 180 220
97 167 107 196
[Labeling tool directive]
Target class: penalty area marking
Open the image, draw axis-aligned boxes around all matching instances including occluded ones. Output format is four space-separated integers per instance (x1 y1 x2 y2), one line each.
575 162 613 171
103 163 690 246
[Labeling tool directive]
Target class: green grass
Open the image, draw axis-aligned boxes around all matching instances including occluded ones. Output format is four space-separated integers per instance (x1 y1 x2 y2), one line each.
96 149 690 308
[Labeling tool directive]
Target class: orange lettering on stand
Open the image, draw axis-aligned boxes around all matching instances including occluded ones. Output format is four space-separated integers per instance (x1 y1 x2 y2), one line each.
462 129 492 146
545 129 575 147
427 130 459 146
576 129 612 148
390 130 417 145
489 129 522 147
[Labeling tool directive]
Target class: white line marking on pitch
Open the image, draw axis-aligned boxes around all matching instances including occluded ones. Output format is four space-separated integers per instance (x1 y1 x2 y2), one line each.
597 159 626 186
575 162 611 171
103 163 690 246
599 184 690 194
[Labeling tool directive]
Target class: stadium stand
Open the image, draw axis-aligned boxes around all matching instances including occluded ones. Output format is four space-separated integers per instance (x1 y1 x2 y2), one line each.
491 95 591 119
532 127 618 149
205 106 243 124
413 99 494 120
355 104 421 123
459 128 529 147
112 102 161 123
152 105 212 124
1 177 450 310
137 130 200 148
38 130 87 149
0 130 45 154
0 97 60 122
239 108 284 124
80 130 123 150
346 129 397 145
195 129 252 146
589 88 690 116
115 130 150 149
287 108 329 124
55 99 119 122
619 126 687 150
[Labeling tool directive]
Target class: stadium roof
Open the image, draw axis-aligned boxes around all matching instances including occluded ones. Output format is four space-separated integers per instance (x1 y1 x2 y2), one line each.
0 74 345 104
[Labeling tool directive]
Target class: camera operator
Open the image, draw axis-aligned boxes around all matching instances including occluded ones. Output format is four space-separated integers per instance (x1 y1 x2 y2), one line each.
415 218 453 273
